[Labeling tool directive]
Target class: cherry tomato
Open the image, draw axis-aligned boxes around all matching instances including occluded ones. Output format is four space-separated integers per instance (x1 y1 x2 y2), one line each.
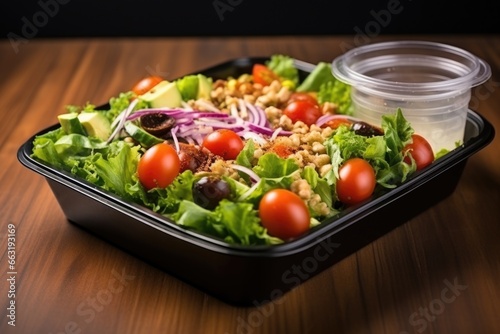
138 143 180 190
322 117 353 129
283 100 322 126
131 76 163 96
202 129 244 160
288 92 319 106
259 189 310 240
336 158 376 205
403 134 434 170
252 64 280 86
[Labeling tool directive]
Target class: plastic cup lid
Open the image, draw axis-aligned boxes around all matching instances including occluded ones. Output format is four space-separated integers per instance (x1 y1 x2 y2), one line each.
332 40 491 96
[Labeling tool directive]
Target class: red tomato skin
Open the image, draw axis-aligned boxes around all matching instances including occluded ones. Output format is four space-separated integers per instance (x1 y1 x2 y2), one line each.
252 64 279 86
336 158 376 205
288 92 319 106
132 76 163 96
259 189 310 240
138 143 180 190
403 134 434 170
283 100 322 126
322 117 353 130
202 129 244 160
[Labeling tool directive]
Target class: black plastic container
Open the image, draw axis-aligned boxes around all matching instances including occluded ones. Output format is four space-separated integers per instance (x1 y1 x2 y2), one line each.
17 58 495 306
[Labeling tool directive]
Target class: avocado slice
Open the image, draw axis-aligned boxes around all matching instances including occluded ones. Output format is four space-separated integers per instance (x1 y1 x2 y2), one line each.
139 80 182 108
176 75 199 101
197 74 213 99
58 113 87 136
77 112 111 140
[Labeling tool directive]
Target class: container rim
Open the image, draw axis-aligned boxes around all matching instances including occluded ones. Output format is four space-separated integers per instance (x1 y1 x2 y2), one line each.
332 40 492 96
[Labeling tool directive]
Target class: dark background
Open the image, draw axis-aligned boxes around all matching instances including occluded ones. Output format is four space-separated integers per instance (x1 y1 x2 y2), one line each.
2 0 499 39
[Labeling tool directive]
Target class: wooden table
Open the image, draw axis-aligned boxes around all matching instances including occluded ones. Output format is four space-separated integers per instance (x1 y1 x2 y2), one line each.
1 35 499 334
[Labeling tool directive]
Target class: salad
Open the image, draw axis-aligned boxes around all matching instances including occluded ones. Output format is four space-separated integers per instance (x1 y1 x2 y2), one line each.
31 55 438 245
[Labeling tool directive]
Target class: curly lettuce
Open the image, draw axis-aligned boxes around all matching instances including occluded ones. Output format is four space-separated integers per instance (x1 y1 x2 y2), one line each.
266 54 299 87
323 108 416 190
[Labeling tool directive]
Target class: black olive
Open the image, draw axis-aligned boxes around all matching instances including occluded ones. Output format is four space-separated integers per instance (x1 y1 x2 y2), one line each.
192 176 230 210
140 113 176 137
352 121 384 137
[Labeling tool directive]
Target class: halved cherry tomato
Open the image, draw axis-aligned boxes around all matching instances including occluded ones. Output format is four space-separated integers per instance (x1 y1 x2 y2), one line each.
322 117 353 129
403 134 434 170
336 158 376 205
288 92 319 106
283 100 322 126
131 75 163 96
138 143 180 190
252 64 280 86
202 129 244 160
259 189 310 240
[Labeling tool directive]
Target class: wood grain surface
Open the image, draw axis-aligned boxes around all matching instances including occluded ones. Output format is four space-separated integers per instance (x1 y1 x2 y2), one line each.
1 35 499 334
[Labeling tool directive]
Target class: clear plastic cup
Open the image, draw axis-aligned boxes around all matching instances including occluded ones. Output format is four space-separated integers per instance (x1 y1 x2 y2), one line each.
331 40 491 152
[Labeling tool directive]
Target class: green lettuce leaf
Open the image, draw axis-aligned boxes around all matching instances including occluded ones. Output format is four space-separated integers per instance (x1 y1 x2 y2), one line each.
152 170 197 214
253 153 299 178
381 108 414 164
266 54 299 87
296 62 335 92
235 140 255 183
107 91 149 122
171 199 282 245
93 141 143 200
317 80 353 115
323 109 417 191
235 153 301 204
302 166 334 216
